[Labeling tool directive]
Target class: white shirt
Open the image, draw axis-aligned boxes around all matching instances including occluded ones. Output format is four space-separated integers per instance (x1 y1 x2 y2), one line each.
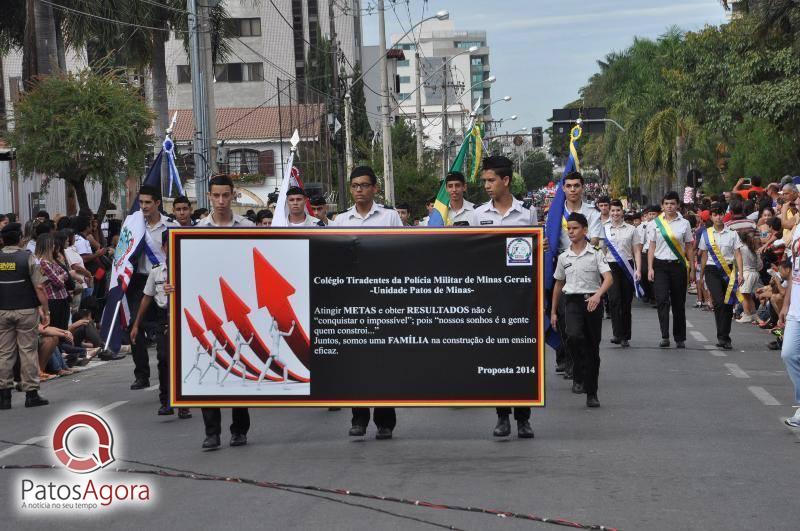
138 214 178 275
473 197 538 227
602 220 636 262
288 214 320 227
74 234 92 255
419 215 430 227
646 213 694 260
554 244 611 294
143 263 169 309
25 239 36 254
328 203 403 227
635 221 649 249
64 246 86 288
448 200 475 225
557 200 602 252
197 212 255 228
697 226 743 266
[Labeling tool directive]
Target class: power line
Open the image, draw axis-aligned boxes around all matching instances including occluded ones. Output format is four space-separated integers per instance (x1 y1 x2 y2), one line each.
41 0 182 33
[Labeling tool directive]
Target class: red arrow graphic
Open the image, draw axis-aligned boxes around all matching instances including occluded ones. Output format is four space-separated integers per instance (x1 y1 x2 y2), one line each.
197 297 272 380
219 277 309 383
252 249 311 368
184 308 258 381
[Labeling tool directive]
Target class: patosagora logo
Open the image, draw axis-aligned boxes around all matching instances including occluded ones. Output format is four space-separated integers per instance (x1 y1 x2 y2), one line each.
52 412 115 474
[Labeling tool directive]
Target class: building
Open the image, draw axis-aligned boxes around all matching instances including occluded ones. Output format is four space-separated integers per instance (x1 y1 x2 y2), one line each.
390 20 492 152
362 45 405 136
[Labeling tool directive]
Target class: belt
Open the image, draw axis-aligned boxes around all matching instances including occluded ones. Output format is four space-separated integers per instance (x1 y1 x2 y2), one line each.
564 293 595 300
654 258 681 264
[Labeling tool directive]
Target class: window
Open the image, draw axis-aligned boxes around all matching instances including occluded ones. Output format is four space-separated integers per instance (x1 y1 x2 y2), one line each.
214 63 264 82
177 65 191 84
399 43 414 50
397 60 409 67
456 41 484 49
471 73 484 85
399 76 411 84
258 150 275 177
397 93 411 101
227 18 262 37
470 57 483 66
228 149 260 175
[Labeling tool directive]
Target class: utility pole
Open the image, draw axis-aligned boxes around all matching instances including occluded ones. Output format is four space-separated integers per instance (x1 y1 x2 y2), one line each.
199 1 217 175
328 0 345 203
440 57 448 180
344 92 354 173
188 0 210 209
415 51 424 170
377 0 394 205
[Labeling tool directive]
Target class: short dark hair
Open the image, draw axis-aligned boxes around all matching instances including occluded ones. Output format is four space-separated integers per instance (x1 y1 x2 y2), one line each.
309 195 327 207
192 208 208 220
396 202 411 212
173 195 191 208
445 171 466 184
35 210 50 220
566 212 588 228
427 196 436 204
730 201 744 216
286 186 305 197
72 215 91 234
482 156 514 183
751 176 762 187
563 171 584 184
34 221 53 238
596 195 611 205
139 185 162 202
208 174 234 191
609 199 623 209
1 224 22 245
350 166 377 185
256 209 273 222
662 191 681 204
56 216 72 230
710 202 726 215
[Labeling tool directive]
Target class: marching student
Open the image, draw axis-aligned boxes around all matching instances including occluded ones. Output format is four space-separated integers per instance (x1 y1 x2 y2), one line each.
171 195 196 227
698 203 744 350
551 213 613 408
444 171 476 225
604 200 640 347
635 206 660 305
647 192 695 348
596 195 611 225
329 166 402 440
474 156 536 438
286 187 322 226
309 195 330 226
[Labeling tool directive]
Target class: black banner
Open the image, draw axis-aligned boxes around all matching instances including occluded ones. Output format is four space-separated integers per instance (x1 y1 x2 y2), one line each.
170 228 544 407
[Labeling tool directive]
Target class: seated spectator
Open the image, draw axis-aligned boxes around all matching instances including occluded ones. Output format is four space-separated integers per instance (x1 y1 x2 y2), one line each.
726 199 757 232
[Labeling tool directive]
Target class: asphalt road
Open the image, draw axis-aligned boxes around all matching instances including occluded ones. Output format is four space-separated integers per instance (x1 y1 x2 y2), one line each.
2 300 799 530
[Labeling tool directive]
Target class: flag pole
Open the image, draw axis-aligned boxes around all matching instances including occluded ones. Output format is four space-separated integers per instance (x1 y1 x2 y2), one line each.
103 299 122 352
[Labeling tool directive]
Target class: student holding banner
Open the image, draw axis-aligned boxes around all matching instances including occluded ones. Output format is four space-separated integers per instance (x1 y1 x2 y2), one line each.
647 192 696 349
603 200 641 347
698 203 744 350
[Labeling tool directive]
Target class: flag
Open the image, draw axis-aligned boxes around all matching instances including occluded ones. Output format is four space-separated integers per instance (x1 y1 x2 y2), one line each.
543 124 583 349
271 150 306 228
466 124 483 182
163 136 185 197
100 156 167 352
428 125 481 227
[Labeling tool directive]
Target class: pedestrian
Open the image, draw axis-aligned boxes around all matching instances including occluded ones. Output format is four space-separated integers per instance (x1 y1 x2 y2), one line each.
197 174 255 450
309 195 329 226
0 223 51 410
636 206 660 305
736 230 763 323
171 196 196 227
604 200 639 347
647 191 695 348
255 209 273 227
778 205 800 428
596 195 610 225
443 171 476 225
329 166 402 440
284 187 321 226
395 202 412 226
698 203 744 350
130 231 191 419
474 156 536 438
551 213 613 408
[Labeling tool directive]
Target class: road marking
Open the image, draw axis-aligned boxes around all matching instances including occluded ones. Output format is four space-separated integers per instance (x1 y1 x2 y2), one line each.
709 350 727 357
724 363 750 379
689 330 708 342
686 321 694 328
146 384 159 392
748 386 781 406
97 400 128 413
702 345 716 350
0 436 47 461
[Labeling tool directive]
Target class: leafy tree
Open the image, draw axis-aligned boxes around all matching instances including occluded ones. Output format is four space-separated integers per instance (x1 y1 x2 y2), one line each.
520 151 555 190
10 69 152 221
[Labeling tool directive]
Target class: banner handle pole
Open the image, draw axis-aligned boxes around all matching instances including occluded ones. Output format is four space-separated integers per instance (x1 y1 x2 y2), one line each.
103 300 122 352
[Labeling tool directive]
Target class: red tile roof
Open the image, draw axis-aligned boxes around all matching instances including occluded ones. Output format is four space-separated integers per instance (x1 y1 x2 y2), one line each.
169 104 326 142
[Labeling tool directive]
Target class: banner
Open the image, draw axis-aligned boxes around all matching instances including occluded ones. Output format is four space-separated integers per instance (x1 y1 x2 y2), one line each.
169 228 544 407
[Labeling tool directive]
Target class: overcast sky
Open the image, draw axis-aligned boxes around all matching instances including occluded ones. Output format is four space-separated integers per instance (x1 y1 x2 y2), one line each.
361 0 728 133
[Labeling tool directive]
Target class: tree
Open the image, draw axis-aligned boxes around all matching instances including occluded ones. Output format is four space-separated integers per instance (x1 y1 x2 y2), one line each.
10 69 152 221
520 151 555 190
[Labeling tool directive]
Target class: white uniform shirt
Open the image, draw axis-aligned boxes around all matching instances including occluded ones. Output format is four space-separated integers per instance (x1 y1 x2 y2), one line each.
197 212 255 228
143 263 169 309
288 214 321 227
74 234 93 255
328 203 403 227
138 214 178 274
635 221 649 249
448 200 475 225
646 213 694 260
557 201 601 252
473 197 537 227
697 226 743 266
554 244 611 294
602 220 636 262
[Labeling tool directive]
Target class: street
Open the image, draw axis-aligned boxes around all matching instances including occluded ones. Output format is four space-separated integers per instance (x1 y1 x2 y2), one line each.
2 299 798 531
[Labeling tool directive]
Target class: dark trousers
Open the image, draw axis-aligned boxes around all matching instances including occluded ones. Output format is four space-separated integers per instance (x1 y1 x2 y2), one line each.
128 273 152 381
496 407 531 420
608 262 634 341
201 408 250 437
564 294 603 395
48 298 70 330
554 296 571 373
704 266 734 343
653 259 688 342
73 323 102 348
640 252 654 300
152 309 169 405
351 407 396 429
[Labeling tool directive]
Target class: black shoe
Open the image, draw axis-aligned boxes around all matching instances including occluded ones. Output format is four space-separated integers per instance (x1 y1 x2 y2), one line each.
375 427 393 440
99 350 126 361
572 382 585 394
130 379 149 390
178 408 192 419
659 339 670 348
555 364 565 375
517 420 534 439
621 340 630 348
493 416 511 437
349 424 366 437
563 371 573 380
0 389 11 410
24 390 49 408
586 394 600 408
327 407 341 411
230 433 247 447
202 435 220 450
157 405 174 416
610 337 621 344
720 342 733 350
675 341 686 349
768 340 781 351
